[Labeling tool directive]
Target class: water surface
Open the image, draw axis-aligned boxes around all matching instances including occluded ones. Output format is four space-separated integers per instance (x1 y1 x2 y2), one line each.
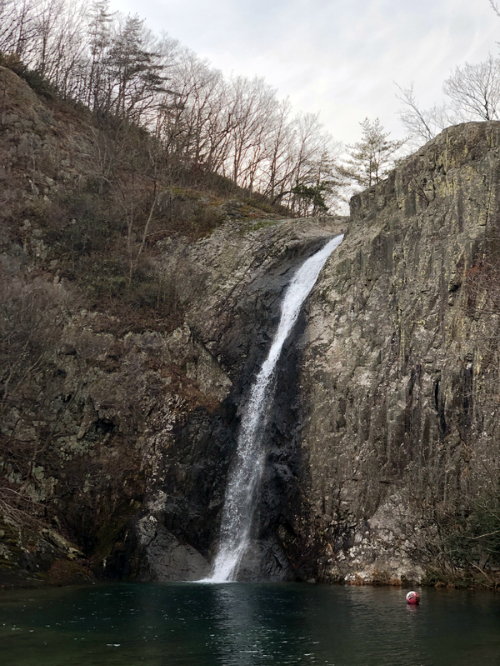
0 582 499 665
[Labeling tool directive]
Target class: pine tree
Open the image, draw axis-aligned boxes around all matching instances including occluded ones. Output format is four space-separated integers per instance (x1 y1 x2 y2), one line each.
87 0 114 112
341 118 404 189
106 14 166 121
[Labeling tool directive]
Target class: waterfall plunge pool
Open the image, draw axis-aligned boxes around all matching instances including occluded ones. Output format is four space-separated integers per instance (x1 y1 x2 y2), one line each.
1 582 499 665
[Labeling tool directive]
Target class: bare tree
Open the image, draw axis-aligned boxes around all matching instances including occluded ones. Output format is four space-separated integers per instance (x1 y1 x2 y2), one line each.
490 0 500 18
0 0 343 214
32 0 64 76
157 49 233 179
262 98 294 200
224 76 276 185
0 0 40 61
85 0 114 110
396 83 452 144
398 55 500 147
444 55 500 122
232 78 278 191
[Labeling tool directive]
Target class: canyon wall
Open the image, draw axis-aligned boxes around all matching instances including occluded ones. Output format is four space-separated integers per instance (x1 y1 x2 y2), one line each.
289 122 500 584
135 122 500 586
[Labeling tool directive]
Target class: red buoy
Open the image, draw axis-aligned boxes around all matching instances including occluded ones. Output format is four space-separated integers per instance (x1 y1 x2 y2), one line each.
406 591 420 605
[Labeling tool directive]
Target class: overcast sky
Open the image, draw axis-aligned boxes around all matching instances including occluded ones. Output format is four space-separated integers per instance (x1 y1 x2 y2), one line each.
108 0 499 145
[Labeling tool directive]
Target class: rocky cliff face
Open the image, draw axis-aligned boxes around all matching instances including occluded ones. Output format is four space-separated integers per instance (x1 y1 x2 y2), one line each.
121 218 345 583
0 66 343 583
1 63 499 587
288 122 500 584
0 65 343 584
132 122 500 586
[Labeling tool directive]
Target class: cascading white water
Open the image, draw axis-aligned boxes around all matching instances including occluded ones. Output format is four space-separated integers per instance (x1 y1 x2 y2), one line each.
205 234 344 583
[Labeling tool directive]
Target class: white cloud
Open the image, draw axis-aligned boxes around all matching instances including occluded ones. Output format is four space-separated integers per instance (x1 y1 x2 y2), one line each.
109 0 500 142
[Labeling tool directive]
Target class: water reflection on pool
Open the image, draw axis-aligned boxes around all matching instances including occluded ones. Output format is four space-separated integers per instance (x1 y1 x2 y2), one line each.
0 582 499 665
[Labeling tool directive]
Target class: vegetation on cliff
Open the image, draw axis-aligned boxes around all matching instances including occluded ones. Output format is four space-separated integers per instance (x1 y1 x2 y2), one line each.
0 0 348 215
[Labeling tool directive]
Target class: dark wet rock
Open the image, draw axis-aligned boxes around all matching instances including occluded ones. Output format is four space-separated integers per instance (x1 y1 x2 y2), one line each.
135 513 210 582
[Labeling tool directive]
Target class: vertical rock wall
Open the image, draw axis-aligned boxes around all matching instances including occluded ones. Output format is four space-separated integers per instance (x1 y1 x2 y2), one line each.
291 122 500 583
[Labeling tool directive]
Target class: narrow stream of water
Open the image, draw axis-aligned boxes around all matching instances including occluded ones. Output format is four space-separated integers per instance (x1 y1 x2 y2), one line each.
207 235 344 582
1 583 499 666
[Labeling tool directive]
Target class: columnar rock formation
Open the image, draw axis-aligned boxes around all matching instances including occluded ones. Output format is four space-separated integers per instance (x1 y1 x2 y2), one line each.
289 122 500 583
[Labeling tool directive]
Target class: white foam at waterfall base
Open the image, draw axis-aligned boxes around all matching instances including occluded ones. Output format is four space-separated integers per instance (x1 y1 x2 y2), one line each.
199 234 344 583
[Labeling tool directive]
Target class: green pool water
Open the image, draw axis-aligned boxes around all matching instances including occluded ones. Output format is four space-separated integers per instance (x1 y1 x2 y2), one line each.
0 582 499 665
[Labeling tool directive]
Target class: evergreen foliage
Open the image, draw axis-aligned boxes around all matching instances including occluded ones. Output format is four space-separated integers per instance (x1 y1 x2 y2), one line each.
340 118 405 189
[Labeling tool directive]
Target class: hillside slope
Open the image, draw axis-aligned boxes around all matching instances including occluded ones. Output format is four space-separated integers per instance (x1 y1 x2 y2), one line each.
0 66 343 585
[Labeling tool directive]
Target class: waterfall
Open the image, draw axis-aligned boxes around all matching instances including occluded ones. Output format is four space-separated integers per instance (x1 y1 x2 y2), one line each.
206 234 344 583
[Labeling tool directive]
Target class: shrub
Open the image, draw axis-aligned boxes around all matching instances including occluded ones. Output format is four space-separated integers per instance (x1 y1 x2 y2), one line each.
0 52 57 99
448 493 500 568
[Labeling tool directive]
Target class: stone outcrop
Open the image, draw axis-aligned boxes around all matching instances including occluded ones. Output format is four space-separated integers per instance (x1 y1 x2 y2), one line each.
119 217 345 581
